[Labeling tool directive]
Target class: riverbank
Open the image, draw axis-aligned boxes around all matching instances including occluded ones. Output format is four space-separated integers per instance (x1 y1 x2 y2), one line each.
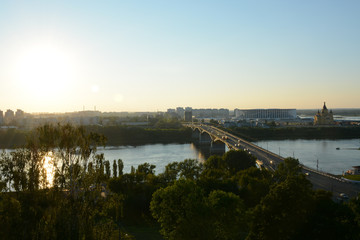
2 125 360 149
228 126 360 141
0 126 193 149
343 175 360 181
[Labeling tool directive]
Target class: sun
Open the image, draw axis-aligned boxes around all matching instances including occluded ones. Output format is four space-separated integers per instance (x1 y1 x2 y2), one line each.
15 43 75 100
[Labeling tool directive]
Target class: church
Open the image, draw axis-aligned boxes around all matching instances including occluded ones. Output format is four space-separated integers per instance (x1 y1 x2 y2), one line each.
314 102 335 125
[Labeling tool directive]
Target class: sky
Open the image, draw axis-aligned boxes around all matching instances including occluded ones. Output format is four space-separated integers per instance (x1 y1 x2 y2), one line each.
1 1 360 113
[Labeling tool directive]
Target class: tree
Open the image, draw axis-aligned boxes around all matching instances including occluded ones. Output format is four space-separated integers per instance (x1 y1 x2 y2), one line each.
159 162 180 183
0 149 34 191
237 167 272 208
136 162 156 182
178 159 203 180
26 123 107 193
296 190 359 240
201 155 226 180
209 119 219 126
150 179 210 239
112 160 117 178
247 175 313 240
223 150 256 175
104 160 111 179
0 195 22 239
274 157 303 182
206 190 246 240
136 162 156 176
118 159 124 176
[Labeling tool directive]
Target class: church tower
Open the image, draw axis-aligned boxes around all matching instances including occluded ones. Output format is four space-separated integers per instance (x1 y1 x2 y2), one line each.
314 102 334 125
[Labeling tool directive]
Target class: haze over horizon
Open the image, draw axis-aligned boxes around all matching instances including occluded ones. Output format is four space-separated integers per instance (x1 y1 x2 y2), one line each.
1 1 359 113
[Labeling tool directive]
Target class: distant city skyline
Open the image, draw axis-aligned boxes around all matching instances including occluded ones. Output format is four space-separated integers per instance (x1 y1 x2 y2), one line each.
1 1 360 113
2 105 360 115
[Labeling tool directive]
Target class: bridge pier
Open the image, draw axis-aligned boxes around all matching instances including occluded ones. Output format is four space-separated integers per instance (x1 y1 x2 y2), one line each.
191 127 226 156
210 141 226 154
199 132 212 145
191 129 200 140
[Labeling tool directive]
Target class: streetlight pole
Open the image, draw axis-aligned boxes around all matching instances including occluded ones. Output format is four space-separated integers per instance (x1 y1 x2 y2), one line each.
316 158 319 171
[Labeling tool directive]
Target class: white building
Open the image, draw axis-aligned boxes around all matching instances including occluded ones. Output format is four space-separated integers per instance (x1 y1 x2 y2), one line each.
234 109 297 120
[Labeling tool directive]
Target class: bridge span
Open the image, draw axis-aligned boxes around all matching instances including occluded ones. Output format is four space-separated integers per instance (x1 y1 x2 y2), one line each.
187 124 360 199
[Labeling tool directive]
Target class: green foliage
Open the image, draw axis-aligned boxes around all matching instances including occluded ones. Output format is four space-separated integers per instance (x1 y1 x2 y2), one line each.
158 161 180 183
137 163 156 176
105 160 111 179
151 180 247 240
157 159 203 183
112 160 117 178
343 174 360 181
209 119 219 126
202 150 256 179
296 190 359 240
0 195 22 240
0 128 26 148
206 190 246 240
118 159 124 176
0 148 40 191
0 124 136 239
223 150 256 174
247 175 313 240
1 124 360 239
178 159 203 180
87 125 192 146
0 125 192 149
150 179 210 239
154 117 182 129
237 167 272 208
274 157 303 182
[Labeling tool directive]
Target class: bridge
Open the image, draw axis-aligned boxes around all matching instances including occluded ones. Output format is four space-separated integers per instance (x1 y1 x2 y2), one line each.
187 123 360 199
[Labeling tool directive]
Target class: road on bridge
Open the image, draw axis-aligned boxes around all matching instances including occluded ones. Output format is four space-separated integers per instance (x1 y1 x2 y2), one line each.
189 124 360 200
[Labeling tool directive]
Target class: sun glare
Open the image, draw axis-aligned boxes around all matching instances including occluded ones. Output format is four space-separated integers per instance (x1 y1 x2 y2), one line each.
43 153 55 188
15 43 75 99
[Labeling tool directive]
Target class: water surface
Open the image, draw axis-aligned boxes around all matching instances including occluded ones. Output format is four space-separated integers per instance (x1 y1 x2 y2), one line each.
98 143 206 174
255 139 360 174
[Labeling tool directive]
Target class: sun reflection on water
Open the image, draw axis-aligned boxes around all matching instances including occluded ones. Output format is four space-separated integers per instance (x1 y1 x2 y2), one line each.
42 152 55 188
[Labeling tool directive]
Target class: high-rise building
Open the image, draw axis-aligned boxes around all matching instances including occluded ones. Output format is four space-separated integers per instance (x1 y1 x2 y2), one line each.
4 109 15 124
184 110 192 122
176 107 185 118
15 109 25 119
0 110 3 125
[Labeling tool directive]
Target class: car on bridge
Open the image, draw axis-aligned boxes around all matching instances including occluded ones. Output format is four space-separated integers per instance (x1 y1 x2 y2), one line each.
340 193 349 200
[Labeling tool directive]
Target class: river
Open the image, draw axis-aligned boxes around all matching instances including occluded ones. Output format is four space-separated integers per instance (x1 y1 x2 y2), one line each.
97 143 206 174
254 139 360 175
98 139 360 175
5 139 358 182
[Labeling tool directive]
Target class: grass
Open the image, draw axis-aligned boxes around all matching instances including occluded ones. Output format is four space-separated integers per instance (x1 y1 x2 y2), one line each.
343 175 360 181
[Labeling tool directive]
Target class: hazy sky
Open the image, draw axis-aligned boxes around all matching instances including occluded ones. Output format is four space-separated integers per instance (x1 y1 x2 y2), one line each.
1 1 359 113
